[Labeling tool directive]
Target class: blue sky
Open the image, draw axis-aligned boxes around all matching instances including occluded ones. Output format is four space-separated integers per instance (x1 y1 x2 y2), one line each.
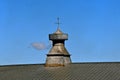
0 0 120 65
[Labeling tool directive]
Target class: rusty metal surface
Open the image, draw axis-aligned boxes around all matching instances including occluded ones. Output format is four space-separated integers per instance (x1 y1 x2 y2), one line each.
1 62 120 80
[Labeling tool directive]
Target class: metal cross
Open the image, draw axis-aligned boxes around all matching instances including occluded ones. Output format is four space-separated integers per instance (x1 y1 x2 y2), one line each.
55 17 61 28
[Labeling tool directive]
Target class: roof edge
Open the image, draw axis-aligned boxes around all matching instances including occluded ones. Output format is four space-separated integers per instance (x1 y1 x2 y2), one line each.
1 62 120 67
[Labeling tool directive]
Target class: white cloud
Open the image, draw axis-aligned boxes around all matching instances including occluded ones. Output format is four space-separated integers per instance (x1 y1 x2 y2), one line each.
31 41 52 50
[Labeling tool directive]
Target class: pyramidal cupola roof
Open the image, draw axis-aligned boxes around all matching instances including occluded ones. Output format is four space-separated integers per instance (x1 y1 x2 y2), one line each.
54 27 63 34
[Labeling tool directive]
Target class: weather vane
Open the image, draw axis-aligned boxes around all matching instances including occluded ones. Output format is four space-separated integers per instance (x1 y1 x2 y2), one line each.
55 17 61 29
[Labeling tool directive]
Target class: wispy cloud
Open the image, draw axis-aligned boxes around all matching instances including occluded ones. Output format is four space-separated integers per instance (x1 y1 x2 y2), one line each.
31 41 52 50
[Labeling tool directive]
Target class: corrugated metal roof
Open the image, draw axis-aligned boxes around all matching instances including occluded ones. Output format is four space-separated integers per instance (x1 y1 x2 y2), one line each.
0 62 120 80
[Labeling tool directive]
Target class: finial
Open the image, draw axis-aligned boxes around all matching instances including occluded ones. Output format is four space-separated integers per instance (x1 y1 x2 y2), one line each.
55 17 61 29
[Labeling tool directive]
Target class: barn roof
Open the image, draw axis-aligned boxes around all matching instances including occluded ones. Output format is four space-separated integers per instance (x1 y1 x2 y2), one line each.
0 62 120 80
